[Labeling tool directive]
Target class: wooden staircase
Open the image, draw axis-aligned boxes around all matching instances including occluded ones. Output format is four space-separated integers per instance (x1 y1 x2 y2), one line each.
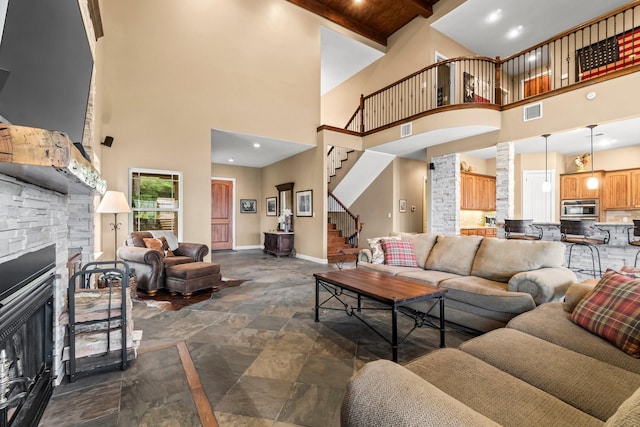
327 222 358 264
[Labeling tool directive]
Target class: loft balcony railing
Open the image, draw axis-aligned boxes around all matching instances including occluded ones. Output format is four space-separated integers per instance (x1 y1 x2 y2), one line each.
343 2 640 134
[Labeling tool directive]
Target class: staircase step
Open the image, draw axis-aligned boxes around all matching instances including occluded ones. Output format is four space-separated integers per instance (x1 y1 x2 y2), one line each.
328 236 347 245
327 253 358 264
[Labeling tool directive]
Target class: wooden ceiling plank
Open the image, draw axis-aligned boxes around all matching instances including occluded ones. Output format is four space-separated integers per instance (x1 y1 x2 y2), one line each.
408 0 436 17
288 0 388 45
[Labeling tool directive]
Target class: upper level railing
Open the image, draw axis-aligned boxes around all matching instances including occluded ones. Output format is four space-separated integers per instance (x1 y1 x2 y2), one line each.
344 2 640 134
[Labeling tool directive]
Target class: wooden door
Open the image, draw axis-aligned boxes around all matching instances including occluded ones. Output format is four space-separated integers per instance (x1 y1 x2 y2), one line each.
436 64 450 106
524 73 551 97
211 180 233 250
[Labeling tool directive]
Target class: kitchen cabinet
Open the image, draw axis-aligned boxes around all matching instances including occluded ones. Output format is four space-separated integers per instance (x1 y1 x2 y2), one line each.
460 228 496 237
602 168 640 209
560 172 604 200
461 172 496 210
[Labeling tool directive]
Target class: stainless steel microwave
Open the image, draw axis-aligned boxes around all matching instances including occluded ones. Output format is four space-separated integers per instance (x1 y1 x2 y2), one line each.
561 199 599 220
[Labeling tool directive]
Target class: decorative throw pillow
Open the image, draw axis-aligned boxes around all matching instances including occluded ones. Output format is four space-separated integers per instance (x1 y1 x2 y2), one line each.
157 236 174 257
367 236 400 264
570 269 640 358
382 239 418 268
621 265 640 277
143 238 165 256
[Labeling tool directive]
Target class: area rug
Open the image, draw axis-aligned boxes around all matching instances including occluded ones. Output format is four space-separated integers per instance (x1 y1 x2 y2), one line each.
136 278 247 311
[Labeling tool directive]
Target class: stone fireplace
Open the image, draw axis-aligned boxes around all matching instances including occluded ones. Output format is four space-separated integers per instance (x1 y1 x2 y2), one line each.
0 124 105 425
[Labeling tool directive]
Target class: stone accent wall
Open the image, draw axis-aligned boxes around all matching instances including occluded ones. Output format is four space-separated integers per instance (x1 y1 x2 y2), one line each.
430 153 460 234
0 173 95 385
495 142 514 238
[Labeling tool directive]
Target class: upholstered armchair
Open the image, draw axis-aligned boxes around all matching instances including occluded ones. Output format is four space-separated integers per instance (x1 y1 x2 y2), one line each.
117 231 209 295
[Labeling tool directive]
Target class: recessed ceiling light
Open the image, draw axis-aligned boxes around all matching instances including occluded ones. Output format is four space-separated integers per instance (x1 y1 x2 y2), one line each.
506 25 523 39
228 158 234 163
253 143 261 148
486 9 502 24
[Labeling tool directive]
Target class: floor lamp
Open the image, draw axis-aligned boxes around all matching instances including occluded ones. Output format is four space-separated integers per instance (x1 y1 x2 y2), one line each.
96 191 131 259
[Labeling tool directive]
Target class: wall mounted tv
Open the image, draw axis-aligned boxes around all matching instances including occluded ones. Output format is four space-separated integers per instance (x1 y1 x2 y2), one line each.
0 0 93 144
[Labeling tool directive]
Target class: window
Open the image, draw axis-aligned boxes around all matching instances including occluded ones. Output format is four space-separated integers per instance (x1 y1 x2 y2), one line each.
129 169 182 239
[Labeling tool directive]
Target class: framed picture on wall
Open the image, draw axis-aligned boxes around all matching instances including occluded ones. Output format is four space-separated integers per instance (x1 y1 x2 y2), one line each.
296 190 313 217
266 197 277 216
240 199 257 213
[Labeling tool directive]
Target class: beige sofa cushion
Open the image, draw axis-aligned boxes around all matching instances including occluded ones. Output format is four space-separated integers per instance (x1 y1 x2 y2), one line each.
471 238 567 282
563 279 599 312
606 386 640 426
425 235 483 276
438 276 536 314
460 328 640 421
407 348 602 427
508 302 640 375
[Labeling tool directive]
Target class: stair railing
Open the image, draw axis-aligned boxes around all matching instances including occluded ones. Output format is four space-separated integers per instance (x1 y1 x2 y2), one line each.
328 190 361 248
327 145 353 183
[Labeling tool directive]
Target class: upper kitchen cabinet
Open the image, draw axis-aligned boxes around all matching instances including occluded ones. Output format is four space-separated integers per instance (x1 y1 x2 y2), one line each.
560 172 604 200
461 172 496 211
602 168 640 210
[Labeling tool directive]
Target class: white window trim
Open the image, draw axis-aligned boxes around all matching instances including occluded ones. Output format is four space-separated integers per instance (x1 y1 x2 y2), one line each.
128 167 184 241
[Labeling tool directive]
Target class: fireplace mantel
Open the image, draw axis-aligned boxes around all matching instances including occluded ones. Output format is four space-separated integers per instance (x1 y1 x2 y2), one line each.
0 124 106 195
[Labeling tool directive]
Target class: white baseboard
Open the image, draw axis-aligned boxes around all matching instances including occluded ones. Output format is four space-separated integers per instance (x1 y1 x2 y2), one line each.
295 253 327 264
234 245 263 251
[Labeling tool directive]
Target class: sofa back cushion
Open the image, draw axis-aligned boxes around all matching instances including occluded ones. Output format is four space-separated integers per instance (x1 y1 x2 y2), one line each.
391 232 438 268
471 238 567 283
424 235 483 276
129 231 154 248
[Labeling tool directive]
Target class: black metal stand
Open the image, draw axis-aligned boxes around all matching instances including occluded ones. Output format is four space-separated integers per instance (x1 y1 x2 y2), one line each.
68 261 131 382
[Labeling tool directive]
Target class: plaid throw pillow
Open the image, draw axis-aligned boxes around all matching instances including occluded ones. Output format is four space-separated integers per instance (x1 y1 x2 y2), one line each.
381 239 418 268
570 269 640 358
367 236 400 264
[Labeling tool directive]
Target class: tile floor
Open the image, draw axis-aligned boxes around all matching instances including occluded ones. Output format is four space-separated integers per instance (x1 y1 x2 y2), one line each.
39 250 479 426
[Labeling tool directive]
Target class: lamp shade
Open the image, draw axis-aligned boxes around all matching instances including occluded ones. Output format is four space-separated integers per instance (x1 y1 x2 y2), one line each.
96 191 131 214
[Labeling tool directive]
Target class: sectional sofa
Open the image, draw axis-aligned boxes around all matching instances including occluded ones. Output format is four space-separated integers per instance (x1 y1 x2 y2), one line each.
342 273 640 426
357 232 577 331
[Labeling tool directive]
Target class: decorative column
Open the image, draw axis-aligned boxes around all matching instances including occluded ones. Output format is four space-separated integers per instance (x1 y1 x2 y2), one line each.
430 153 460 235
495 142 514 237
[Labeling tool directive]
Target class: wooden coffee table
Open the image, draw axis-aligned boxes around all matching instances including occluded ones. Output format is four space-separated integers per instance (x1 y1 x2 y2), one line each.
314 269 447 362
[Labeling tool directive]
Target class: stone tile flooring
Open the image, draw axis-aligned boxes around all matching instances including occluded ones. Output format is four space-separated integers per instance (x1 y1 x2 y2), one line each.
40 250 479 426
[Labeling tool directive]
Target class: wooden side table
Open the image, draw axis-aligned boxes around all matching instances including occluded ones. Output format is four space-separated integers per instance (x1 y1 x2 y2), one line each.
263 232 294 257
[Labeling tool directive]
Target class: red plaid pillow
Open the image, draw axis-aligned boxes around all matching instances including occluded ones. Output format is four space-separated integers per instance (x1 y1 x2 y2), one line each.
382 239 418 268
571 269 640 358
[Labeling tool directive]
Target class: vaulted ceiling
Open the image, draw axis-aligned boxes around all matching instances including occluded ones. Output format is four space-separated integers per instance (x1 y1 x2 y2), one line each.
286 0 440 46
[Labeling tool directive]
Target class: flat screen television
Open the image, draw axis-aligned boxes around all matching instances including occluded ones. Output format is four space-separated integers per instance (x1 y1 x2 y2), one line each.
0 0 93 144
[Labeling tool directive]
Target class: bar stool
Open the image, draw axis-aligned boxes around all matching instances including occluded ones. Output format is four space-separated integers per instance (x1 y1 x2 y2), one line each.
627 219 640 267
504 219 543 240
560 219 610 278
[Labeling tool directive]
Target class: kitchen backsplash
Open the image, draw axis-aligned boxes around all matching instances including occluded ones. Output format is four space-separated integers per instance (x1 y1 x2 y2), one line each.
461 210 497 228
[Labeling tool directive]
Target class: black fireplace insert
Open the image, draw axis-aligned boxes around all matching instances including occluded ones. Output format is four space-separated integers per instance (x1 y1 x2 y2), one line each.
0 245 55 427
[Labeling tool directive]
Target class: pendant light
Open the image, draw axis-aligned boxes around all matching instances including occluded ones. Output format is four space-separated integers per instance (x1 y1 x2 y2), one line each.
541 133 551 192
586 124 598 190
